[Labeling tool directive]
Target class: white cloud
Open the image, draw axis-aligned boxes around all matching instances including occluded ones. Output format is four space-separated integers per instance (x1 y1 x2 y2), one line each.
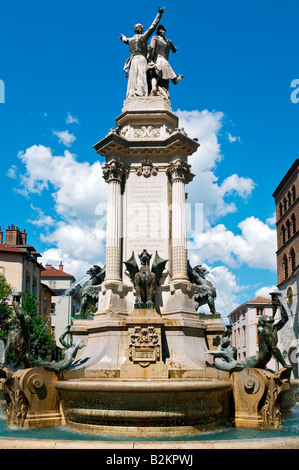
16 145 106 220
27 205 55 227
208 265 246 320
7 165 18 179
176 109 224 171
266 212 276 226
191 216 277 271
40 221 106 279
53 129 76 147
220 174 255 199
66 112 79 125
175 109 255 228
13 144 107 279
255 286 277 298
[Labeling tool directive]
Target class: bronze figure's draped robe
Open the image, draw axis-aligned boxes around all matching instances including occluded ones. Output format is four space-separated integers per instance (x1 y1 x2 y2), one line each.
121 11 163 98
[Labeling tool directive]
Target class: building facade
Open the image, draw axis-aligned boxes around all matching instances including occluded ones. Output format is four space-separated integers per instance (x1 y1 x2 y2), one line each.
229 297 276 370
273 159 299 378
41 263 80 347
0 224 43 314
41 283 56 335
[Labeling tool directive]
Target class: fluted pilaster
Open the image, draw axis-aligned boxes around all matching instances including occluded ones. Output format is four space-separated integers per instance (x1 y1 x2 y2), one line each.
102 159 127 281
167 159 194 280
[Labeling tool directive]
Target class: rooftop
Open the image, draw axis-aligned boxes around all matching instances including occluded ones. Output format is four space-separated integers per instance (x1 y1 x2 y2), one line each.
0 243 26 254
247 296 272 304
41 263 75 279
272 158 299 199
229 296 272 317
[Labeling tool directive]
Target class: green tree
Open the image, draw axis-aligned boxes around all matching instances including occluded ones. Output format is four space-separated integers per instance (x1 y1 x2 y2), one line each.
0 277 55 365
0 274 13 343
22 292 55 360
0 274 12 300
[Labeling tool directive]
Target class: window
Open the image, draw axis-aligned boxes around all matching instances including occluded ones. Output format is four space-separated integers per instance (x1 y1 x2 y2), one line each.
44 298 47 314
288 191 292 207
279 202 283 217
283 254 289 279
283 197 287 212
257 307 264 316
292 185 296 203
242 326 246 346
32 279 37 296
291 213 296 235
237 329 240 347
25 274 30 293
290 248 296 272
286 219 291 239
281 225 286 244
51 302 56 315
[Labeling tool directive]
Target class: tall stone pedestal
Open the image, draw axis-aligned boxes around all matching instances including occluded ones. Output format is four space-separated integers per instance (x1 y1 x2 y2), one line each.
54 97 234 436
120 308 168 379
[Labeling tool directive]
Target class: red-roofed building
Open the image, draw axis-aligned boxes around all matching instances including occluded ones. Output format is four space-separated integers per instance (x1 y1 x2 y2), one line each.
41 263 80 347
228 296 276 370
0 224 44 314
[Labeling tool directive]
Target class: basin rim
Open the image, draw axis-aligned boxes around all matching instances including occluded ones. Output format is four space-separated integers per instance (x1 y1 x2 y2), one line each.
56 379 232 393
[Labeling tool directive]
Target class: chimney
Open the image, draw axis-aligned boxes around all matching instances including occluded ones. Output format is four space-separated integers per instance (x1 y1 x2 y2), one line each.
59 262 64 272
5 224 18 245
0 227 3 244
20 229 27 245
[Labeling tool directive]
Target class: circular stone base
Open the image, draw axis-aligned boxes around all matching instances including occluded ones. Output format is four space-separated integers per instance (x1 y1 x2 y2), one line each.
56 379 232 437
65 420 232 438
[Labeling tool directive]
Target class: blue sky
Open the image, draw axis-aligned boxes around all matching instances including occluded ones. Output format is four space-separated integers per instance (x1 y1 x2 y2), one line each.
1 0 299 318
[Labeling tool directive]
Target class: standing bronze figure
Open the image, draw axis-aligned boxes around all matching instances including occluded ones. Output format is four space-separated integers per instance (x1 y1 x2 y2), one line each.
120 7 165 98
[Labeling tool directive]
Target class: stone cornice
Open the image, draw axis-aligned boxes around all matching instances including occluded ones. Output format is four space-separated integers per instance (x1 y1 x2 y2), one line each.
93 131 199 159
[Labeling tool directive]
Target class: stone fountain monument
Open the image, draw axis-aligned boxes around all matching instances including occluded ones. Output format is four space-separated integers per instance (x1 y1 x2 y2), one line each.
0 7 295 437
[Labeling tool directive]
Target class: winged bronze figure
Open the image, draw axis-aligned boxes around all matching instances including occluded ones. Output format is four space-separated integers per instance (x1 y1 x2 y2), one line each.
124 249 167 306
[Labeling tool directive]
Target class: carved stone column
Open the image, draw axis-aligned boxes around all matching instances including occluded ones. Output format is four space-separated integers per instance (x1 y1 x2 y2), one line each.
167 159 194 280
102 159 127 281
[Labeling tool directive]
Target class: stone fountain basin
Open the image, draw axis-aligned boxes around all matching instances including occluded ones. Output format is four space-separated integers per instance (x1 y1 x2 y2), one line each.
56 378 232 437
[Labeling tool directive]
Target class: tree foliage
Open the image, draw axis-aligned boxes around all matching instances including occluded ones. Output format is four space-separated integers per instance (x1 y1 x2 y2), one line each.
22 291 55 360
0 277 55 365
0 274 13 342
